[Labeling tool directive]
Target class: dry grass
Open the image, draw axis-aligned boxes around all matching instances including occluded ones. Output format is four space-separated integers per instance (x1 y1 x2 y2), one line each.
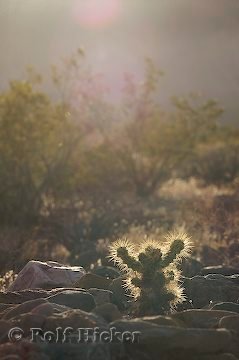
0 270 17 292
0 178 238 272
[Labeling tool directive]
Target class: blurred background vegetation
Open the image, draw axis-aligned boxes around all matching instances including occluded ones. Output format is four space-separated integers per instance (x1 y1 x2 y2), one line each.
0 48 238 274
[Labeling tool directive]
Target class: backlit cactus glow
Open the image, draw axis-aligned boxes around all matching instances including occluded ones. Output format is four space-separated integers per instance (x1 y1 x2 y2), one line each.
109 231 193 315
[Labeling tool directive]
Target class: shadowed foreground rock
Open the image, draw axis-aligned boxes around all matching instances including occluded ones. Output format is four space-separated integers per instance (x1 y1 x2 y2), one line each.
182 275 239 308
0 260 238 359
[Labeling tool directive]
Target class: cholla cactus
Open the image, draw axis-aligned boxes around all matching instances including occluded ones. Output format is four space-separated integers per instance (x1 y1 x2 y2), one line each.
109 230 192 315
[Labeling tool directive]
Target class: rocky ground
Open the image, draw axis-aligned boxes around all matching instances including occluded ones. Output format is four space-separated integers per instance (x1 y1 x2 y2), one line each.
0 253 238 360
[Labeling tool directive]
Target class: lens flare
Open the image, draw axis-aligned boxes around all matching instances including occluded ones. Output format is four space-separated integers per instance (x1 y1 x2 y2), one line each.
72 0 122 29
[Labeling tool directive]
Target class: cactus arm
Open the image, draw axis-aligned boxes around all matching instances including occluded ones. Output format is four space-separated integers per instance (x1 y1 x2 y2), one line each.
161 239 185 267
117 247 142 272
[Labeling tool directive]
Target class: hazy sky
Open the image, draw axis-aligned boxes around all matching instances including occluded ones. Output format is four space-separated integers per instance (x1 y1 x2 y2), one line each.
0 0 239 120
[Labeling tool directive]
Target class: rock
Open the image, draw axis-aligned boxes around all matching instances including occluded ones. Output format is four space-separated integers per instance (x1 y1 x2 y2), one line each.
8 261 86 291
219 315 239 333
110 318 164 333
183 275 239 308
0 305 15 319
0 303 13 312
205 274 238 281
109 276 131 310
201 266 239 276
74 273 112 290
172 309 238 328
93 303 122 322
31 302 70 316
2 298 48 320
137 315 182 327
0 289 50 304
111 319 232 354
204 274 239 287
211 302 239 314
92 266 120 279
194 355 239 360
229 275 239 285
219 316 239 358
88 288 112 306
43 309 107 333
0 340 49 360
141 327 231 354
0 320 13 342
12 313 46 336
31 303 55 317
44 343 110 360
47 290 95 311
46 287 88 296
0 288 89 305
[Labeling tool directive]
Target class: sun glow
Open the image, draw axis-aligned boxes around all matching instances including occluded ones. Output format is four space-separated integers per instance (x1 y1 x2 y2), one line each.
72 0 122 29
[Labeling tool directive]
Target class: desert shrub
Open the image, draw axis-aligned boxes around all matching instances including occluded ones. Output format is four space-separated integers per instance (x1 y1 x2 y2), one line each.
174 96 239 190
114 79 225 197
191 143 239 187
113 61 182 197
0 80 81 225
0 270 17 291
109 230 192 315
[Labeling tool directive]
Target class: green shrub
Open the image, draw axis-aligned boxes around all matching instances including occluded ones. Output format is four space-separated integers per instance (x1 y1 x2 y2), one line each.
192 143 239 187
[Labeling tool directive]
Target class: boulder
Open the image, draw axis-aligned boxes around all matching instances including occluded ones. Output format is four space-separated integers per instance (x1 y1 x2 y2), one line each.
193 355 239 360
47 290 95 311
88 288 113 306
201 266 239 276
2 298 48 320
109 276 131 310
74 273 112 290
31 303 55 317
138 327 231 353
211 302 239 314
183 275 239 308
43 308 107 333
92 266 120 279
0 340 49 360
93 303 122 322
219 315 239 333
138 315 182 327
0 319 14 343
111 319 232 355
31 302 70 316
0 305 15 319
0 288 89 306
12 313 46 336
0 289 50 304
8 261 86 291
45 343 110 360
172 309 238 328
